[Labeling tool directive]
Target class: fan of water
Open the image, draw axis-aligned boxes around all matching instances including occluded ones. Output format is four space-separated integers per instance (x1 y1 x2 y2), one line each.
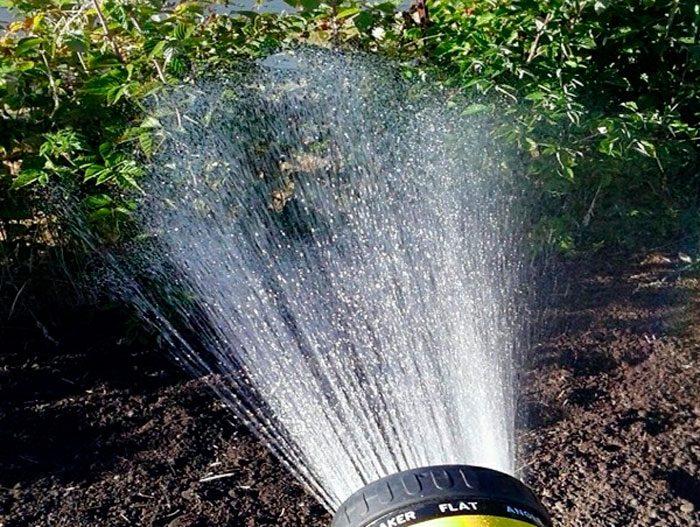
115 49 542 510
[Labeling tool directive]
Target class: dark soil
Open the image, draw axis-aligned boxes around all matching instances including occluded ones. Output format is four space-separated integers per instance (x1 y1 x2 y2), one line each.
521 254 700 526
1 254 698 526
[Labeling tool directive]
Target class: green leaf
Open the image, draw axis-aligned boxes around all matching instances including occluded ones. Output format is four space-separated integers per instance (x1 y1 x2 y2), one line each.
11 169 45 189
148 40 167 59
463 103 489 115
84 194 113 209
83 164 107 182
299 0 320 11
373 2 396 13
354 11 374 32
634 140 657 158
404 27 422 40
89 207 113 221
64 35 88 54
173 22 189 40
96 168 114 185
525 91 545 101
111 84 129 104
99 142 114 159
118 171 144 192
82 71 126 99
15 37 43 56
336 7 360 19
167 56 186 75
114 206 133 217
140 116 161 129
139 132 154 156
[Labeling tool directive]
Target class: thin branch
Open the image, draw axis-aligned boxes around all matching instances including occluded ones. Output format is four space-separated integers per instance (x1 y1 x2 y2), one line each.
8 280 28 320
152 59 168 83
664 0 680 39
56 2 89 41
92 0 124 62
39 51 60 115
582 178 603 227
330 2 339 45
77 52 89 73
526 13 553 63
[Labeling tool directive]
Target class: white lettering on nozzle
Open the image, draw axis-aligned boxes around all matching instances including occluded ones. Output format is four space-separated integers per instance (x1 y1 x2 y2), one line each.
438 501 478 513
506 506 544 527
378 511 416 527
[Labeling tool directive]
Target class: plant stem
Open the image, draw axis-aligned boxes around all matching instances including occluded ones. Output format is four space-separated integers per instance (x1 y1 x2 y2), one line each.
40 51 60 116
527 13 553 63
92 0 124 62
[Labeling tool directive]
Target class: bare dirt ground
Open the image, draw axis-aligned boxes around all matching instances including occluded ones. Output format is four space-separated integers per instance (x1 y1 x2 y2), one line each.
1 254 698 526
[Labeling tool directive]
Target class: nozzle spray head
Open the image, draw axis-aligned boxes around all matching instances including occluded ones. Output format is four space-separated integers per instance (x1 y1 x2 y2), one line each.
332 465 551 527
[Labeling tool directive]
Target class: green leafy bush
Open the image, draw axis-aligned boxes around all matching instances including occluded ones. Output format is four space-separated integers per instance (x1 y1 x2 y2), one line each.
420 0 699 249
1 0 698 255
0 0 308 245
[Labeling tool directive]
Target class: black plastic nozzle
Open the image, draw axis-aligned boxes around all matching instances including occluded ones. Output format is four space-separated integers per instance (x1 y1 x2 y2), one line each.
332 465 551 527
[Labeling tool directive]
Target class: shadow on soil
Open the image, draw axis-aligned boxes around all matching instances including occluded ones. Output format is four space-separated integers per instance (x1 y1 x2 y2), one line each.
667 469 700 508
519 255 689 431
0 308 182 488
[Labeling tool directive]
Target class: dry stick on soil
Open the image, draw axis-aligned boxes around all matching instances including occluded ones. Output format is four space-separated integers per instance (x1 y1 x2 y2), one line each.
199 472 236 483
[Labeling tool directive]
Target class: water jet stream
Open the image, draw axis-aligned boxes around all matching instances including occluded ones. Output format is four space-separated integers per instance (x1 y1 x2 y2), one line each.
113 50 546 514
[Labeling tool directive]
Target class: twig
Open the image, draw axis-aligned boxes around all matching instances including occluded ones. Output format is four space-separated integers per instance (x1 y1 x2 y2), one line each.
39 51 60 115
77 52 89 73
8 280 28 320
199 472 236 483
330 3 339 44
159 483 171 509
664 0 680 39
515 457 538 473
152 60 168 83
57 3 89 41
92 0 124 62
33 315 58 345
526 13 553 63
582 178 603 227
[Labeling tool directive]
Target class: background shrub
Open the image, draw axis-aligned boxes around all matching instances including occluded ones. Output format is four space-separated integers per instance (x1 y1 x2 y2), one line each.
0 0 697 266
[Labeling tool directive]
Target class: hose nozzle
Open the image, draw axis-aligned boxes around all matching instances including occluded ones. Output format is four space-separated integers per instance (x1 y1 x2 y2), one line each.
332 465 551 527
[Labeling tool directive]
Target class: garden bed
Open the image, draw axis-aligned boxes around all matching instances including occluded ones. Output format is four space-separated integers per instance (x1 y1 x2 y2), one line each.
1 254 698 526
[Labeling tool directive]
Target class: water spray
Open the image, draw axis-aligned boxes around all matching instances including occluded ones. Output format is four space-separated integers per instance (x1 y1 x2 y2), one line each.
106 49 554 525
